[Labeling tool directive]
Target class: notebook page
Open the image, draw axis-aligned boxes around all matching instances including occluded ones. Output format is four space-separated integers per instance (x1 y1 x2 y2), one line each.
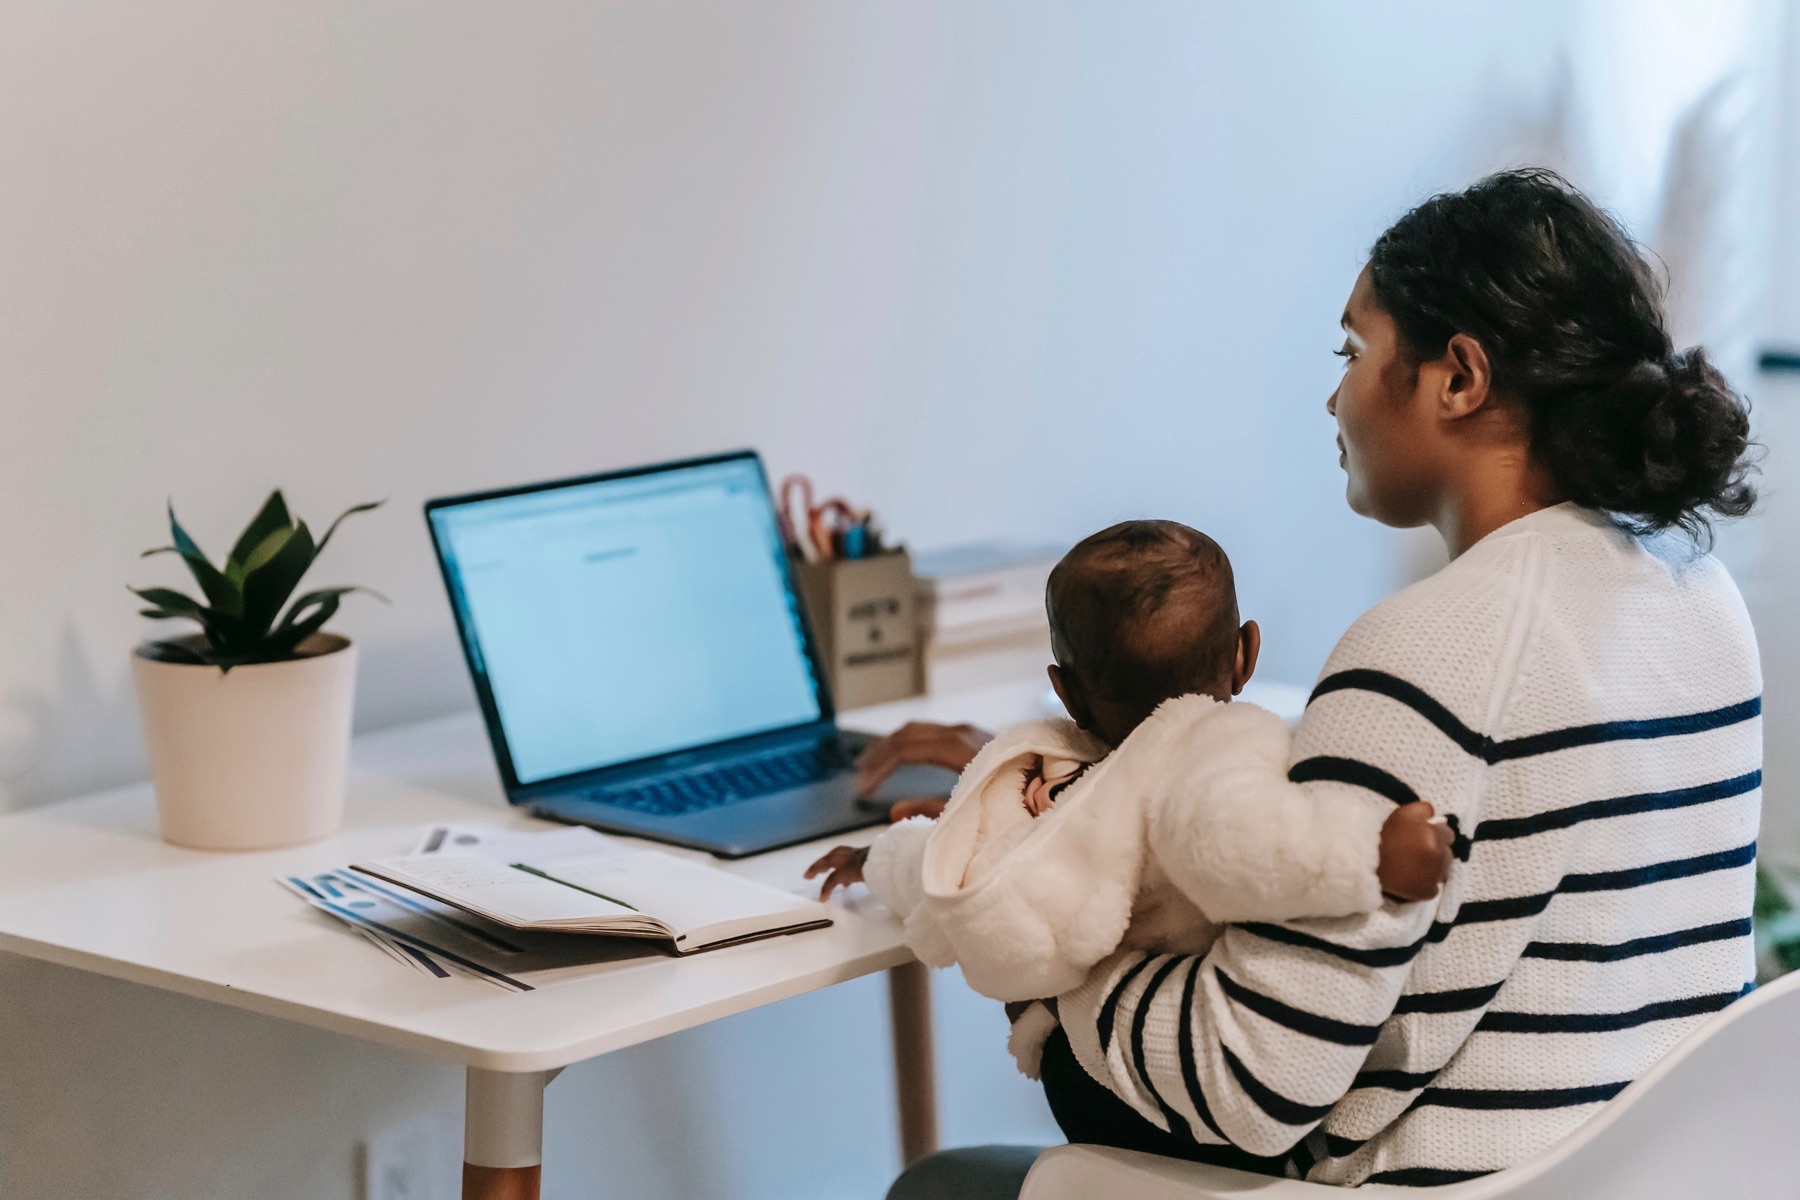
518 851 819 945
356 854 642 926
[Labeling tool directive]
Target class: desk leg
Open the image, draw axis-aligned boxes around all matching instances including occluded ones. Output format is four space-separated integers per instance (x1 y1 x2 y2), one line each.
463 1068 548 1200
888 960 939 1165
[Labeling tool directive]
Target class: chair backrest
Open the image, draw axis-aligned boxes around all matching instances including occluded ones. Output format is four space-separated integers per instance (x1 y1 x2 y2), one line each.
1454 967 1800 1199
1021 970 1800 1199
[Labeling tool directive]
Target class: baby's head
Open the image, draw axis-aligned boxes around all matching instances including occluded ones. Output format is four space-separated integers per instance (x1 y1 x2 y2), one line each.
1045 520 1259 749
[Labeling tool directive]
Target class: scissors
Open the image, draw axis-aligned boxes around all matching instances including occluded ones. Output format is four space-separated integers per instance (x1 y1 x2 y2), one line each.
778 474 866 562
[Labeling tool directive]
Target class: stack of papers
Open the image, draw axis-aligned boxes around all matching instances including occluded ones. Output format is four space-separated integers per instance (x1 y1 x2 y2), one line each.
913 541 1061 653
280 824 831 991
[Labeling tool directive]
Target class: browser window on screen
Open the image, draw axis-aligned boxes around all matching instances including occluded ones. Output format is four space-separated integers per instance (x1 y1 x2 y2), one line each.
431 459 823 785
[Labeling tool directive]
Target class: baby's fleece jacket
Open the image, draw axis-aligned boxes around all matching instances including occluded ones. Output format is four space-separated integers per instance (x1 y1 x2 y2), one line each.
860 694 1392 1005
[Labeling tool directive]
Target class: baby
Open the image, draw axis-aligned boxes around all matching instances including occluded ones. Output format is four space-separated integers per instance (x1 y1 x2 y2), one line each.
807 520 1450 1075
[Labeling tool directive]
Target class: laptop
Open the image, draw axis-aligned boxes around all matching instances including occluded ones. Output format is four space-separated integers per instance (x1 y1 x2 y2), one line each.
425 450 958 857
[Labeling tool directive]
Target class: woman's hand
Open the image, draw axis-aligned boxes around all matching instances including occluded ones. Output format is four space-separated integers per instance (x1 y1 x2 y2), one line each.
854 721 993 819
804 844 871 901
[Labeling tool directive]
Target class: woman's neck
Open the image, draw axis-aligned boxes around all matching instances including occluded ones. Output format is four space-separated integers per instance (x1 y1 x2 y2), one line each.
1432 451 1563 558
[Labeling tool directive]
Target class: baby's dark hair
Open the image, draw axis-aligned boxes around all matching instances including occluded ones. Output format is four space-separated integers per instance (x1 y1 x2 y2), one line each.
1367 168 1755 541
1046 520 1240 723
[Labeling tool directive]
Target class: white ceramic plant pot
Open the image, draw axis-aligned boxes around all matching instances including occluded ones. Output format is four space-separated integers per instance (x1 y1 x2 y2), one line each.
132 633 357 851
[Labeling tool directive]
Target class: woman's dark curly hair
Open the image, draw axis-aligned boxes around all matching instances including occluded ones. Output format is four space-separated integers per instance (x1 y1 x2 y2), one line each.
1367 168 1755 539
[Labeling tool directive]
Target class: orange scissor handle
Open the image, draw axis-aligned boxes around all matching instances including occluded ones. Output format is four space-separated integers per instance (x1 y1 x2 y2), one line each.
778 474 818 559
778 473 865 562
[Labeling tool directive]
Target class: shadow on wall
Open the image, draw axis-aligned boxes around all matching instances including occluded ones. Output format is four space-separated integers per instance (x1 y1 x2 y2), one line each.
0 626 144 810
0 625 477 812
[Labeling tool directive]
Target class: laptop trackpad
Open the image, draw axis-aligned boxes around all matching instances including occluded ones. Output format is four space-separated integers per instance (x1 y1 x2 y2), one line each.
863 762 961 805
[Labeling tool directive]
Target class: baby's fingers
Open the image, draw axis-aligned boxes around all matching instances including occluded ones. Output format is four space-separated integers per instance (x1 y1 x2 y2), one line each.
818 867 860 902
804 845 857 880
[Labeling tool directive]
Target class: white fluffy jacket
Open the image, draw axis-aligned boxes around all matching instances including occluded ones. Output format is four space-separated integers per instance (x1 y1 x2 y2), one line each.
862 694 1391 1071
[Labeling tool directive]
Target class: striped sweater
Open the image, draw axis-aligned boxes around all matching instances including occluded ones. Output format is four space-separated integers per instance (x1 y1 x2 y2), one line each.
1058 502 1762 1185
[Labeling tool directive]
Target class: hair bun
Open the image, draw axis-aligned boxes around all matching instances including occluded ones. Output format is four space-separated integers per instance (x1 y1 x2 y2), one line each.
1540 346 1754 535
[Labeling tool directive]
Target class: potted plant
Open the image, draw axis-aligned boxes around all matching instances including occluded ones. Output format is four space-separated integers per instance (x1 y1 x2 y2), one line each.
130 491 383 850
1756 865 1800 983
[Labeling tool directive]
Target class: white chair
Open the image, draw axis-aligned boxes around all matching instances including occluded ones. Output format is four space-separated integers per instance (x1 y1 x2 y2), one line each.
1019 969 1800 1199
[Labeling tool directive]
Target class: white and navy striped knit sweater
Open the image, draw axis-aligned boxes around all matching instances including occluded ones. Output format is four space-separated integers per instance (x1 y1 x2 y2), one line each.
1059 502 1762 1186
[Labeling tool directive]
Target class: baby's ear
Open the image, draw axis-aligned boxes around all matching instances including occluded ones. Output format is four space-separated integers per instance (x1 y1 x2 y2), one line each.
1231 620 1262 696
1047 664 1094 731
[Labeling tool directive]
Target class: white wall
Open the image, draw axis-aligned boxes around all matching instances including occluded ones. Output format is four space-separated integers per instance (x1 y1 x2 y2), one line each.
0 3 1781 1198
1771 2 1800 347
0 0 1606 808
1752 2 1800 869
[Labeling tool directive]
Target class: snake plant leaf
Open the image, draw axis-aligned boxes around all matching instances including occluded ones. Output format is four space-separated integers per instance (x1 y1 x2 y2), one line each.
229 523 299 590
314 499 385 557
128 587 210 621
129 584 247 652
262 590 345 657
279 584 385 624
226 490 292 572
263 585 388 656
238 519 316 640
274 584 383 629
166 502 243 618
141 639 210 665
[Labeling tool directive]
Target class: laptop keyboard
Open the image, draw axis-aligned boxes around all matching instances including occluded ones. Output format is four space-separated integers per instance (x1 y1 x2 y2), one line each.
586 740 856 817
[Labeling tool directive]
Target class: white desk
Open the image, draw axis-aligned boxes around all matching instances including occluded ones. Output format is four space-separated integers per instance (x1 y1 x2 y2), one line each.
0 674 1056 1200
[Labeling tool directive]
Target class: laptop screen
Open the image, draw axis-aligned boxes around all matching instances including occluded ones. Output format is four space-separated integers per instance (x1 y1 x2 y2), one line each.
428 456 826 786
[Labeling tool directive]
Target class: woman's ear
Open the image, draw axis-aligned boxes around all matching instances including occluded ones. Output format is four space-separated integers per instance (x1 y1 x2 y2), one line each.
1047 664 1095 731
1231 620 1262 696
1438 332 1493 421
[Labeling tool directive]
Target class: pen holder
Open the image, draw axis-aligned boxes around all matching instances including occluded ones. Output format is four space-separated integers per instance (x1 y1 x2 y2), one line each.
794 550 925 710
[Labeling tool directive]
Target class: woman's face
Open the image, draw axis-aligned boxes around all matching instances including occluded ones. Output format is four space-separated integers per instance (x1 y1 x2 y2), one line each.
1327 267 1445 527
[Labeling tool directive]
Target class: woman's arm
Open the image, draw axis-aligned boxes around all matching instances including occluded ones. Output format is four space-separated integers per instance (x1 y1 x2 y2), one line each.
1058 901 1438 1158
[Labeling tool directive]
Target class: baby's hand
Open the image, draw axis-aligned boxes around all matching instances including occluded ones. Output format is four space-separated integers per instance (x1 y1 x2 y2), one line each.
1021 755 1055 816
804 845 870 901
1020 755 1082 817
1377 802 1455 902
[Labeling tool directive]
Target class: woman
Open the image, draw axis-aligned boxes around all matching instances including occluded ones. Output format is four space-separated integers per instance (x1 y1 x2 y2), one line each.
878 169 1761 1193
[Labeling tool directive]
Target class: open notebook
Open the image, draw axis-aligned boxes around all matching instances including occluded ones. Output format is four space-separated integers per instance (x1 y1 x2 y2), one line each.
352 843 830 955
